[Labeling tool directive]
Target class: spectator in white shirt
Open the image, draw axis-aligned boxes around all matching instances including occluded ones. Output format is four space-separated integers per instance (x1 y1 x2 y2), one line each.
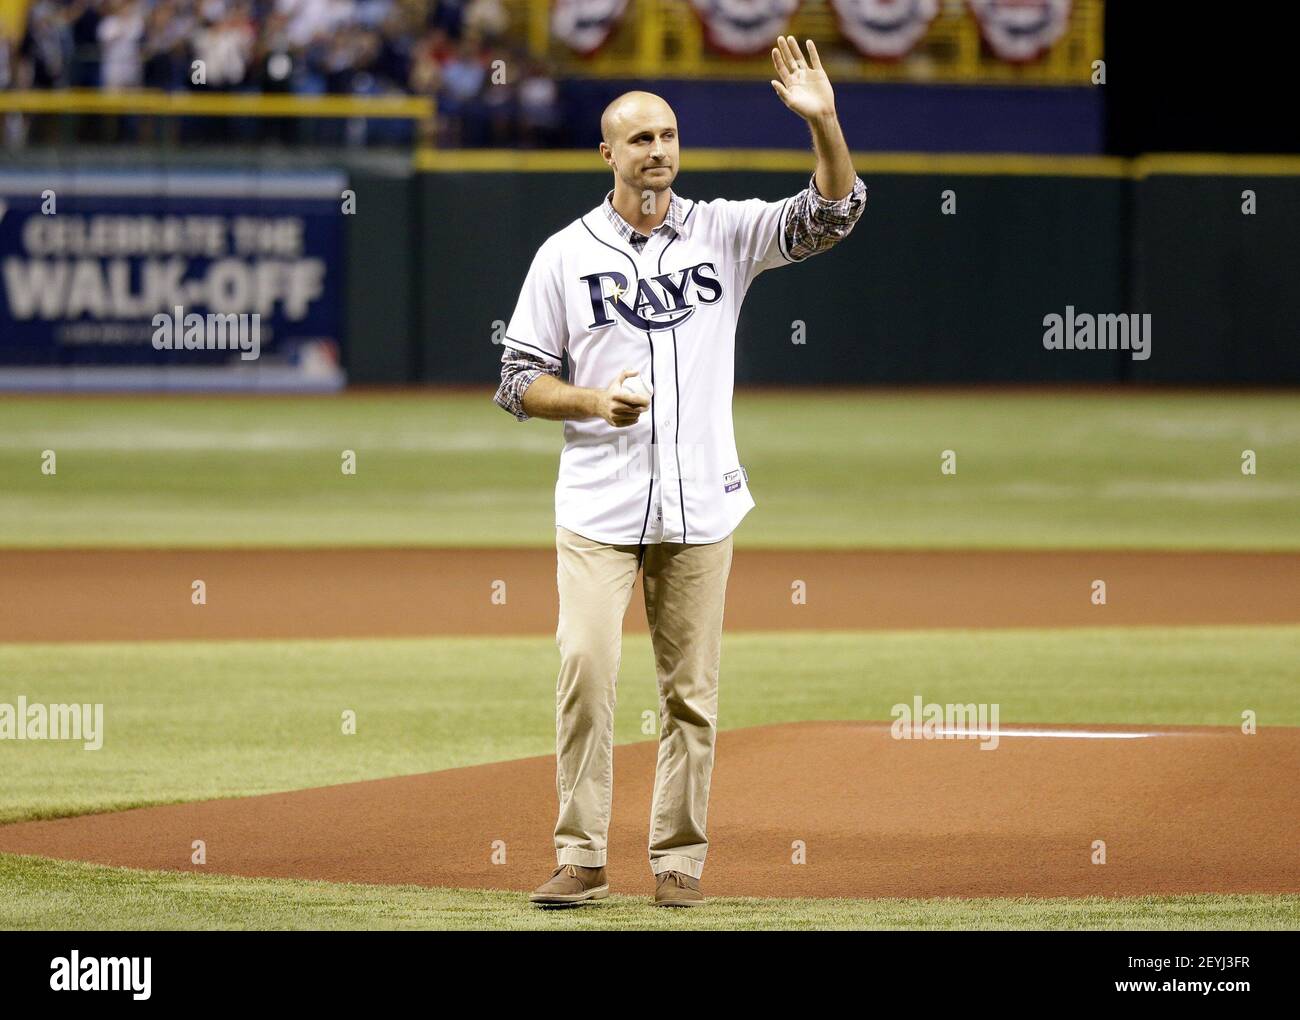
97 0 145 89
194 3 256 88
276 0 355 50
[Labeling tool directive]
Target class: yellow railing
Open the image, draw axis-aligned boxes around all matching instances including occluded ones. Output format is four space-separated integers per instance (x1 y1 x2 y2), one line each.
513 0 1102 86
0 89 433 119
416 147 1128 176
415 149 1300 179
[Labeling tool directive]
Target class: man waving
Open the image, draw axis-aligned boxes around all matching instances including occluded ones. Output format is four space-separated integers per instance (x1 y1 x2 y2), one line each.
493 37 867 907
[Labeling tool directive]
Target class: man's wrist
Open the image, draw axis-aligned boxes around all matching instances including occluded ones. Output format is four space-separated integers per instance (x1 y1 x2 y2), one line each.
809 109 840 132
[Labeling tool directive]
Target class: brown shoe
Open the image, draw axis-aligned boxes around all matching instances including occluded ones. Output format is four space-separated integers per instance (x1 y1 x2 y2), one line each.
654 870 704 907
528 864 608 906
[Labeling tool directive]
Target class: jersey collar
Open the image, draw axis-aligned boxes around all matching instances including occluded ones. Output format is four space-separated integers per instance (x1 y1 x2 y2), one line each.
600 188 693 248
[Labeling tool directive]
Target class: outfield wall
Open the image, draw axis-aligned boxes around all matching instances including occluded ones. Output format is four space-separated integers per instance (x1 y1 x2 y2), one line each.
1 151 1296 386
416 154 1300 386
1130 167 1300 384
418 166 1128 385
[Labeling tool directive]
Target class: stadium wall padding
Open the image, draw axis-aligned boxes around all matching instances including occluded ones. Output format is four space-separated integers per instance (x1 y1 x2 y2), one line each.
344 167 417 384
1128 174 1300 383
3 151 1292 385
418 170 1129 386
416 167 1299 386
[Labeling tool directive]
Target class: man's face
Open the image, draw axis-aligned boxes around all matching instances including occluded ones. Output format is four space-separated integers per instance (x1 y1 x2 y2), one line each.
603 100 680 195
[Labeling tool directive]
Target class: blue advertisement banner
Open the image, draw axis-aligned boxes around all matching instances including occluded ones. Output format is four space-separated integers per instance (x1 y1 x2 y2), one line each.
0 170 346 390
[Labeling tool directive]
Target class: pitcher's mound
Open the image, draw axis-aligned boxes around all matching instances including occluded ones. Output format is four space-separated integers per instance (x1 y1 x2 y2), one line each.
2 722 1297 899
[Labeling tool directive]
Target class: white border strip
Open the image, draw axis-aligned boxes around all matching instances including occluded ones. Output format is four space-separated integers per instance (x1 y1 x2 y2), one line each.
0 170 347 198
933 728 1158 740
0 366 345 393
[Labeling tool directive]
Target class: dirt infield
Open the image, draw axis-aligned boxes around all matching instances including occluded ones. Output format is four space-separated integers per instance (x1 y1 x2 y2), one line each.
2 548 1298 642
1 722 1296 898
4 545 1297 902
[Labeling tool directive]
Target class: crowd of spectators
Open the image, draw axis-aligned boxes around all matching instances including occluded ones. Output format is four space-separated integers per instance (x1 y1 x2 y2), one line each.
1 0 568 147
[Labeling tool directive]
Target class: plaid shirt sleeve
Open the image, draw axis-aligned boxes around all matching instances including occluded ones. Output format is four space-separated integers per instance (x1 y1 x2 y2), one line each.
784 172 868 262
492 345 561 422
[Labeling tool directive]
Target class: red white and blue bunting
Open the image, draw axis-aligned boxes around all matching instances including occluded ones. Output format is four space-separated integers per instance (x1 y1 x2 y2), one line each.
550 0 1073 63
688 0 802 57
829 0 940 60
967 0 1072 63
551 0 632 57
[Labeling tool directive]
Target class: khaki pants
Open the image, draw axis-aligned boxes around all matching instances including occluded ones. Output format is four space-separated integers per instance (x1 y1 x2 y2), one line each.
552 525 734 879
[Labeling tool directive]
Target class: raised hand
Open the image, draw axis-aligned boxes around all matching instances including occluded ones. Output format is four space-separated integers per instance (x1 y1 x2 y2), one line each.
770 36 836 121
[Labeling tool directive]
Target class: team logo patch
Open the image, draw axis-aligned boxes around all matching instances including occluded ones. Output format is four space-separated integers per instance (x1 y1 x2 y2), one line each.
724 469 743 493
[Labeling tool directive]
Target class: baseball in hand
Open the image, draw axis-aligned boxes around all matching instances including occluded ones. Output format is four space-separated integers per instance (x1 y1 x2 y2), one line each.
619 373 653 402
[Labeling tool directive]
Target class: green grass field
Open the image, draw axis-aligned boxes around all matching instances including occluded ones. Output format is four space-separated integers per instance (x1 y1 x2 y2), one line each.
0 391 1297 549
2 627 1298 928
2 391 1297 929
4 854 1296 931
3 627 1298 822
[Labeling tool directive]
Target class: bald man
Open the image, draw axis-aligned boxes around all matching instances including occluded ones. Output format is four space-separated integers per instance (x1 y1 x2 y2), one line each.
494 37 866 907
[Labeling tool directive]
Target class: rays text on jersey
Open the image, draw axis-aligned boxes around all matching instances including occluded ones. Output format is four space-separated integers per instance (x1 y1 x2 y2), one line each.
582 262 722 332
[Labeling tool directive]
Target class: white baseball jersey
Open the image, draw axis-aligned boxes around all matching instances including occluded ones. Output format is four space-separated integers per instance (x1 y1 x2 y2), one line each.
503 182 861 545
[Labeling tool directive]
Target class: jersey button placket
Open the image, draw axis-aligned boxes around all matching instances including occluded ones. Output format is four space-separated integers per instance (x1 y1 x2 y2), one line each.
655 346 679 543
636 253 666 545
648 338 665 544
648 232 682 544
